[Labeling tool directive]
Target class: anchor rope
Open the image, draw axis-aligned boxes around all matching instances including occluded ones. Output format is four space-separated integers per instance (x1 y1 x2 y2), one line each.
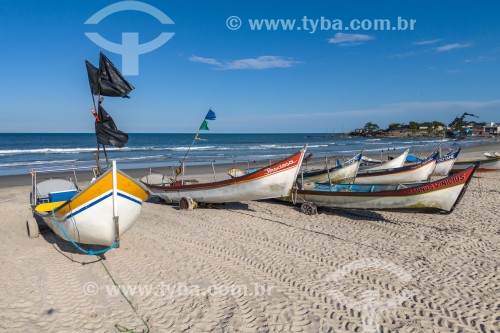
50 209 149 332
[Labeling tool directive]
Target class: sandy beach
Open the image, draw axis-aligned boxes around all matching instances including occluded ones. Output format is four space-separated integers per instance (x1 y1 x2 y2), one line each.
0 146 499 332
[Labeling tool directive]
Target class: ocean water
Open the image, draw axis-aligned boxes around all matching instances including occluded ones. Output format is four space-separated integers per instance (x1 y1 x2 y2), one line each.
0 133 493 176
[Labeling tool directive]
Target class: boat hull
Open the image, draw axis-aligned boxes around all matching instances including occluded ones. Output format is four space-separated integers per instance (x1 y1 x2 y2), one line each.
289 166 476 213
302 153 361 183
146 148 306 204
451 156 500 173
432 149 460 176
34 168 149 246
363 149 409 171
354 159 437 184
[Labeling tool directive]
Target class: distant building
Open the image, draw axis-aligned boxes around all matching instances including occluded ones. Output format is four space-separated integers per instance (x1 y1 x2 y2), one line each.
483 122 500 135
418 122 432 130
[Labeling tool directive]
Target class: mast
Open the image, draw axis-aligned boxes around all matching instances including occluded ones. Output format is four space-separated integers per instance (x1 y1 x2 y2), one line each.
85 51 133 174
89 88 103 174
96 51 110 169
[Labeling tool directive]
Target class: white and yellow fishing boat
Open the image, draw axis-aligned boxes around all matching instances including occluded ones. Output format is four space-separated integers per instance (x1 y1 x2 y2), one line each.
26 52 149 250
29 161 149 246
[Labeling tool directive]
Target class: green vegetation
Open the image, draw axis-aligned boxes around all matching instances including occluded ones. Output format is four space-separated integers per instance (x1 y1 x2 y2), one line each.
408 121 419 133
348 119 476 138
363 122 380 133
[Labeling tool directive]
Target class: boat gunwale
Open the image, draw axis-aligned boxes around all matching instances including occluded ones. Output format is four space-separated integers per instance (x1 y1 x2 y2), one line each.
302 152 362 178
145 147 306 192
454 155 500 165
356 153 438 177
33 167 148 216
298 164 477 198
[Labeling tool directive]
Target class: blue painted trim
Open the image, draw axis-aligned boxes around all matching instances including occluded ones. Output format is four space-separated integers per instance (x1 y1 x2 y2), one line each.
117 192 142 205
65 192 113 220
62 192 141 220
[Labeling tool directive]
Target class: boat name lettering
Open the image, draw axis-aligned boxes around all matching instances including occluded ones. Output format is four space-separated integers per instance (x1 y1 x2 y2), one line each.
265 159 296 174
437 155 454 163
406 174 465 194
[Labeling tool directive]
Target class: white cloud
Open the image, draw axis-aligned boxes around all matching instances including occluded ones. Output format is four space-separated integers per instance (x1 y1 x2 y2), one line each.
435 43 472 52
413 39 442 46
189 55 299 70
464 55 495 63
188 56 221 66
327 33 374 46
392 51 418 58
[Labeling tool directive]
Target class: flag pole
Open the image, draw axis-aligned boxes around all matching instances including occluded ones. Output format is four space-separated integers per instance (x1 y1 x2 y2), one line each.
181 126 201 164
178 109 214 183
88 70 104 174
178 122 202 184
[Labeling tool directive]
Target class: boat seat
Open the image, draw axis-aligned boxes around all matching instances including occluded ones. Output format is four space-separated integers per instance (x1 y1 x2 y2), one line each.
170 180 200 186
36 178 77 204
49 190 77 202
227 168 246 178
35 201 66 213
302 181 316 190
140 173 172 186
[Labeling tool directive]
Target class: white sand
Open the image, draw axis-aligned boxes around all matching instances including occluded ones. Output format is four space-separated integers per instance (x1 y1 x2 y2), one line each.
0 172 498 332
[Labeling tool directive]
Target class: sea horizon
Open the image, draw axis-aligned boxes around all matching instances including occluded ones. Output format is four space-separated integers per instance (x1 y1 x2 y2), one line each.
1 132 498 176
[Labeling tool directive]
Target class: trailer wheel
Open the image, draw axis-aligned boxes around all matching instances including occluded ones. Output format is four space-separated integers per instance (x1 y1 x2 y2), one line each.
179 197 195 211
301 202 317 216
27 218 39 238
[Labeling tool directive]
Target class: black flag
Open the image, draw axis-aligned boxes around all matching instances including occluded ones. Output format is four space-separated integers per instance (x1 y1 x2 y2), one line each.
85 60 99 96
95 105 128 148
85 52 134 98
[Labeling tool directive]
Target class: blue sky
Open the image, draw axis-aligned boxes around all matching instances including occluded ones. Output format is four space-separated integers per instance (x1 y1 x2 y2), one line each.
0 0 499 133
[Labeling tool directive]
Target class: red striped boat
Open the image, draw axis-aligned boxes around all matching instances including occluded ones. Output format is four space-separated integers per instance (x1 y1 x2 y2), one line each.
451 155 500 173
289 164 477 214
353 151 439 184
143 146 307 209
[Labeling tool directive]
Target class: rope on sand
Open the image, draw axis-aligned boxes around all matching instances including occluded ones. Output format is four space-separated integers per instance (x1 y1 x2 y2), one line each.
51 209 148 331
100 260 150 333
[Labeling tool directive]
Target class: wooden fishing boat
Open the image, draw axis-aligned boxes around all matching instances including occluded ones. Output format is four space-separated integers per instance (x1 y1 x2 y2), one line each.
432 148 461 176
451 155 500 173
143 147 307 209
484 152 500 158
361 149 409 171
301 152 362 183
28 161 149 246
288 164 477 215
352 151 439 184
26 52 149 250
360 156 382 164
